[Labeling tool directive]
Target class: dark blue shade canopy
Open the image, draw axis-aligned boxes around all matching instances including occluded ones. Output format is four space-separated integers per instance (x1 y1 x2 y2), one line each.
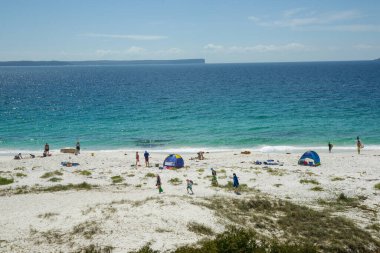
298 151 321 166
163 154 184 168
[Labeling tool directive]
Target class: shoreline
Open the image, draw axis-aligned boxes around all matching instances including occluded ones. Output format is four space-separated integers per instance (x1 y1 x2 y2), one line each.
1 144 380 156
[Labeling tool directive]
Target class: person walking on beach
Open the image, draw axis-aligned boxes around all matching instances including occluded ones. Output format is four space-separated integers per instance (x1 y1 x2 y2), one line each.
211 168 218 186
233 173 240 194
75 141 80 155
156 174 163 194
44 143 50 157
136 151 140 167
186 179 194 195
144 151 150 167
356 136 363 154
328 142 333 153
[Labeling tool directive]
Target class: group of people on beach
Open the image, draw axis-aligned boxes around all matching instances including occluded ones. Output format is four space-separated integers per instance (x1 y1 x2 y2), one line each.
154 167 240 195
328 136 364 154
135 151 150 167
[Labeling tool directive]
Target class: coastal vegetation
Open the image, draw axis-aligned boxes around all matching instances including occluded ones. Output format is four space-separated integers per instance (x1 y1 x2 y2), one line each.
111 176 124 184
0 176 14 185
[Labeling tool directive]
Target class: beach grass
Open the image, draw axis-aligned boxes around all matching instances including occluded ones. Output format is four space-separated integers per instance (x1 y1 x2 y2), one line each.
14 166 26 171
73 244 113 253
38 212 59 219
145 173 156 178
187 222 214 236
48 177 62 182
111 175 124 184
0 177 14 185
169 177 182 185
195 196 380 252
133 227 317 253
299 179 320 185
375 183 380 190
77 170 92 176
15 173 27 177
40 170 63 179
331 177 345 181
310 186 323 191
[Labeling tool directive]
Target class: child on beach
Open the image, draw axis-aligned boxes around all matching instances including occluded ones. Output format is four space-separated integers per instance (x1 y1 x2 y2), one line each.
211 168 218 186
233 173 240 194
136 152 140 167
156 174 163 194
144 151 150 167
186 179 194 195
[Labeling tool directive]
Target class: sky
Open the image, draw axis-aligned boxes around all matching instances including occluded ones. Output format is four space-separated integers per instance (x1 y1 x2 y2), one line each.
0 0 380 63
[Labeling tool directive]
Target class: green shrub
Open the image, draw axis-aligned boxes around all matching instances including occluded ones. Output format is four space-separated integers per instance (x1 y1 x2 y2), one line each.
48 177 62 182
0 177 14 185
187 222 214 236
310 186 323 191
15 173 27 177
145 173 156 178
169 178 182 185
41 170 63 178
299 179 319 185
111 176 124 184
78 170 92 176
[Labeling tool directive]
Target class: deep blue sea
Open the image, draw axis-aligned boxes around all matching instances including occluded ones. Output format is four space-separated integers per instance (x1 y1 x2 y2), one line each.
1 61 380 153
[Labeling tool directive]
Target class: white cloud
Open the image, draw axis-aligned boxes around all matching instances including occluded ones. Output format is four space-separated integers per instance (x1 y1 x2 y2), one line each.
248 16 260 22
204 43 310 53
354 44 380 50
248 9 379 32
125 46 146 54
156 47 183 55
204 43 224 50
94 47 184 58
83 33 167 40
325 24 380 32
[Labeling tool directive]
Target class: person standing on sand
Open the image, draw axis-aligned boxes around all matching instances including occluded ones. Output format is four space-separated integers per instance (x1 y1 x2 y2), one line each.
144 151 150 167
328 142 333 153
186 179 194 195
356 136 363 154
233 173 240 194
44 143 50 156
136 151 140 167
156 174 163 194
75 141 80 155
211 168 218 186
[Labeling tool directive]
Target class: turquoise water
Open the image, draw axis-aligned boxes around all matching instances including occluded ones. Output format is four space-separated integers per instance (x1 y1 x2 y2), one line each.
1 61 380 152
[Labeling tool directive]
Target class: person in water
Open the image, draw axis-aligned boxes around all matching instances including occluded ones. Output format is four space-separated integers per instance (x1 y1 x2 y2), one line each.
328 142 333 153
144 151 150 167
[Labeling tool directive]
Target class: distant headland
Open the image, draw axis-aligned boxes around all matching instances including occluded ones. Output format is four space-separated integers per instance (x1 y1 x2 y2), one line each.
0 59 205 66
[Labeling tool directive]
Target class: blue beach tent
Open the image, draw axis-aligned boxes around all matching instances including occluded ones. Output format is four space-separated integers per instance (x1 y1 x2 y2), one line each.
298 151 321 166
163 154 184 169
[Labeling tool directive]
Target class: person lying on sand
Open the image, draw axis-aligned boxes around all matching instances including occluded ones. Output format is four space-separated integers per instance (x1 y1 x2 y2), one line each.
14 153 22 160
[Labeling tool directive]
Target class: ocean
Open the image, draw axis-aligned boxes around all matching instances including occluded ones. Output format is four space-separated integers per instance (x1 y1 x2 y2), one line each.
1 61 380 153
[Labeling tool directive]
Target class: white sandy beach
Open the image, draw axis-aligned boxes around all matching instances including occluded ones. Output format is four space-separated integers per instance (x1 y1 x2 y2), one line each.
0 149 379 252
